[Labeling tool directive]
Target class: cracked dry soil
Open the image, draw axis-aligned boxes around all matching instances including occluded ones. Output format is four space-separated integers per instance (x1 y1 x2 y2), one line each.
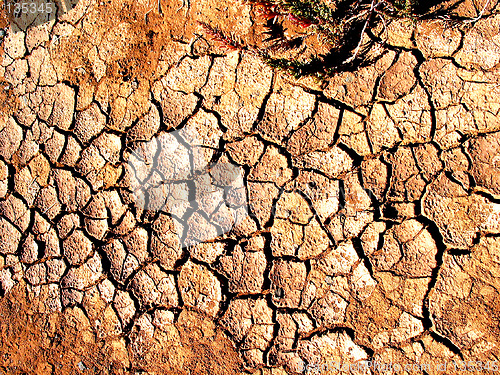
0 0 500 373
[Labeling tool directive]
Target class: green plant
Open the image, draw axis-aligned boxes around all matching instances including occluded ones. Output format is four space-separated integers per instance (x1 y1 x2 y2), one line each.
199 0 491 80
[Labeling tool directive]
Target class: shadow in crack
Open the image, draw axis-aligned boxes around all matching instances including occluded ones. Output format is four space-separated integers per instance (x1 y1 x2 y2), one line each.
415 0 500 18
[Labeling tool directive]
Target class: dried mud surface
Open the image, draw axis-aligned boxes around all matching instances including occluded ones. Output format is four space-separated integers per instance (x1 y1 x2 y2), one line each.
0 0 500 373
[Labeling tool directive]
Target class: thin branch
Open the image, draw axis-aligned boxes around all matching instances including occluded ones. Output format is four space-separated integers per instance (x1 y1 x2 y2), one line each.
344 9 370 24
374 9 388 44
466 0 492 23
343 0 378 64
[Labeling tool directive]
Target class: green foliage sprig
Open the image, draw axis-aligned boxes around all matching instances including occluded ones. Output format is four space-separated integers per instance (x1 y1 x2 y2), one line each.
198 0 494 79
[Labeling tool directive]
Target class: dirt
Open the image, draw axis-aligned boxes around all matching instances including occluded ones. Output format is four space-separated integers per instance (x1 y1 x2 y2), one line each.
0 281 246 374
0 0 500 374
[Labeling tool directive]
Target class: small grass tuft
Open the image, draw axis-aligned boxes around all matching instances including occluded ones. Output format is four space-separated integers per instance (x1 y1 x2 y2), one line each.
199 0 493 79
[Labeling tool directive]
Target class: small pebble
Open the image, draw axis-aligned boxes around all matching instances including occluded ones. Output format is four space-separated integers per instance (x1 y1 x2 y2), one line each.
77 361 86 371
